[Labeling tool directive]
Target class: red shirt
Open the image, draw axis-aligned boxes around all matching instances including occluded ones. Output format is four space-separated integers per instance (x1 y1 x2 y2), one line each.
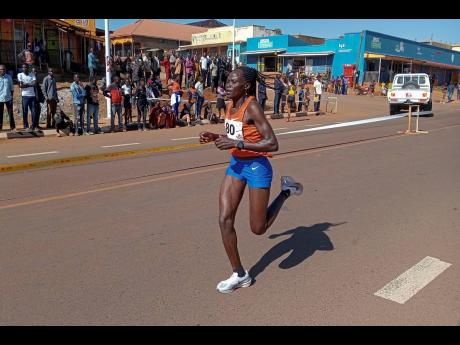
109 85 123 104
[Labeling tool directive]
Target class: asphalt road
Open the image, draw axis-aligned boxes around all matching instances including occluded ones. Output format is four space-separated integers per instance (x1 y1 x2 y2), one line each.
1 106 459 325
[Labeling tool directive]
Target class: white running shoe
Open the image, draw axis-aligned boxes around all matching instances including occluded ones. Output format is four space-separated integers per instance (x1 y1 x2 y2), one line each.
216 271 252 294
281 176 303 196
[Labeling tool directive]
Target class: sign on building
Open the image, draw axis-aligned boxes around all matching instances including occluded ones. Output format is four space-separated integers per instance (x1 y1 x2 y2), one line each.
258 38 273 49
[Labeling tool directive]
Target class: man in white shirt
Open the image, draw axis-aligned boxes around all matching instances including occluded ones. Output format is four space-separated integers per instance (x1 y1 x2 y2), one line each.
313 75 322 112
17 64 37 130
195 78 204 121
200 55 208 88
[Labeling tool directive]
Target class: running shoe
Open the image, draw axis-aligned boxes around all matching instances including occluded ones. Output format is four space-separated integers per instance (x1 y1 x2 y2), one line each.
216 271 252 294
281 176 303 196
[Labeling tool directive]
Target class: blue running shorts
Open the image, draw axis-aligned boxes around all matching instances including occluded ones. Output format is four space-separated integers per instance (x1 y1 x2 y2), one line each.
226 155 273 189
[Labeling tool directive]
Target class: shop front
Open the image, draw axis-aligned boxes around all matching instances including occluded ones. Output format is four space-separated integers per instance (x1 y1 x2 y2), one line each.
363 31 460 85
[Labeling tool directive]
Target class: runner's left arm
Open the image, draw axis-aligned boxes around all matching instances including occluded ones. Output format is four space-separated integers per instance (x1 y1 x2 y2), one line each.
214 101 278 152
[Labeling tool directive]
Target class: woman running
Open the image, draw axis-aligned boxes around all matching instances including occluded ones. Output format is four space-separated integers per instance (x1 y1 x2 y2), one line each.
199 66 303 294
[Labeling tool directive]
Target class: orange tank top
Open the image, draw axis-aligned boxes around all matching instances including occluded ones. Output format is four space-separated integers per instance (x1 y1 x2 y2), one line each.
225 96 271 158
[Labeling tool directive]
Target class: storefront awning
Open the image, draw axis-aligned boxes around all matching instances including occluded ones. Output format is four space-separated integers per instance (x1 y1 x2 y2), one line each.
364 52 460 70
179 41 243 50
241 49 286 55
278 51 334 57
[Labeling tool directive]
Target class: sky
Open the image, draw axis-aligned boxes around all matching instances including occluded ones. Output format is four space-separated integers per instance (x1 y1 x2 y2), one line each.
96 19 460 44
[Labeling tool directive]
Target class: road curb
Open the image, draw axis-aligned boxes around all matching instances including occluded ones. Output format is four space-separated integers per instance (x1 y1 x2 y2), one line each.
0 142 205 173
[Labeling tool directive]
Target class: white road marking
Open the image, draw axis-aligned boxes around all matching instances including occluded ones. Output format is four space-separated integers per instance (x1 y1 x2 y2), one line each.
7 151 59 158
171 137 200 141
374 256 452 304
101 143 141 148
304 124 323 127
277 114 406 136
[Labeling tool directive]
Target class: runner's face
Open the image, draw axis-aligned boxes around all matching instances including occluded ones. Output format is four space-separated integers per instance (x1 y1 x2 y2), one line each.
225 70 247 100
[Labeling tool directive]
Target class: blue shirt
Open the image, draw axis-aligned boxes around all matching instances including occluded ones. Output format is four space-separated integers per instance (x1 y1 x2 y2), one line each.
70 82 86 105
88 52 97 69
0 74 14 102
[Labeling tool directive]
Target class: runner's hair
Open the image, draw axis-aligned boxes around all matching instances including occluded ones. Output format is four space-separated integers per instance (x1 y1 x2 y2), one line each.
234 66 275 96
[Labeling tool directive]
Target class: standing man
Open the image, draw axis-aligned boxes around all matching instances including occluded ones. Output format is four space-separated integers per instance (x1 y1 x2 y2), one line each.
42 68 59 129
258 75 267 111
88 47 98 83
17 64 36 130
84 80 100 134
70 73 86 135
200 55 208 88
313 75 322 113
195 77 205 122
18 42 35 68
175 55 183 87
273 74 284 118
0 64 15 131
103 76 124 132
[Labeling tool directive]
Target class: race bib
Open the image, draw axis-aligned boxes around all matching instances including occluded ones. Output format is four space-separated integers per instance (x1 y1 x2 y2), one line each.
225 118 243 141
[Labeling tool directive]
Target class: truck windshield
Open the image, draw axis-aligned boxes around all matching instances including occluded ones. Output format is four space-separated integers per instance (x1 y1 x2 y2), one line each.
395 75 427 85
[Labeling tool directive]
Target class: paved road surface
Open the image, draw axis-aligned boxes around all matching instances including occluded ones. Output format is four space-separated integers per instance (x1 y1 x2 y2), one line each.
1 107 459 325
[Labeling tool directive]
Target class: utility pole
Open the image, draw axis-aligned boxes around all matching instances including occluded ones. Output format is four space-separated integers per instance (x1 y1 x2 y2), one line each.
105 19 111 119
232 19 236 70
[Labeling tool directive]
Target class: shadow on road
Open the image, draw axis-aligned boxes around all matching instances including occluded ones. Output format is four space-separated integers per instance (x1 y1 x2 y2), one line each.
249 222 346 283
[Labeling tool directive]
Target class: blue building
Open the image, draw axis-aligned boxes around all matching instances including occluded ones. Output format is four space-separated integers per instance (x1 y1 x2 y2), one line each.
244 30 460 85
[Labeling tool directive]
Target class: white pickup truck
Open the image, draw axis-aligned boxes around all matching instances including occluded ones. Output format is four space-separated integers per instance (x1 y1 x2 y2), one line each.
388 73 432 115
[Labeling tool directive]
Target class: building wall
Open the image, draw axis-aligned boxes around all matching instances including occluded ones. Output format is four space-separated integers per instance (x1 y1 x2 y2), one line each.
364 31 460 67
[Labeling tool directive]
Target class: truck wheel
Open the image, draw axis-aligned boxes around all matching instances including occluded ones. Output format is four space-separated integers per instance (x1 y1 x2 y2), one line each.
389 104 398 115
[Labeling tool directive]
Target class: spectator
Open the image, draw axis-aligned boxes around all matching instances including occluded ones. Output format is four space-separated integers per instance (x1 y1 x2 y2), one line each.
273 74 284 118
185 56 195 88
287 81 296 122
187 84 198 117
302 84 310 112
210 59 219 93
70 73 86 135
135 79 149 131
88 48 98 82
369 80 376 96
179 102 194 127
31 67 45 130
216 82 226 120
195 78 204 122
194 56 201 84
447 81 455 102
132 55 143 88
258 76 267 111
169 53 176 77
148 101 161 129
175 55 183 87
457 81 460 100
17 63 37 130
84 80 100 134
103 76 124 132
440 83 447 103
206 55 212 87
280 75 288 115
0 64 15 132
161 55 171 84
122 77 134 125
170 77 182 123
313 75 322 112
342 76 348 95
42 67 59 129
200 55 208 88
297 84 304 112
54 109 76 136
18 42 35 68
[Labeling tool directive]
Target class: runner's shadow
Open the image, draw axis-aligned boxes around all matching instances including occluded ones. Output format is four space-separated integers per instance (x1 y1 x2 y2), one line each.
249 222 346 284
